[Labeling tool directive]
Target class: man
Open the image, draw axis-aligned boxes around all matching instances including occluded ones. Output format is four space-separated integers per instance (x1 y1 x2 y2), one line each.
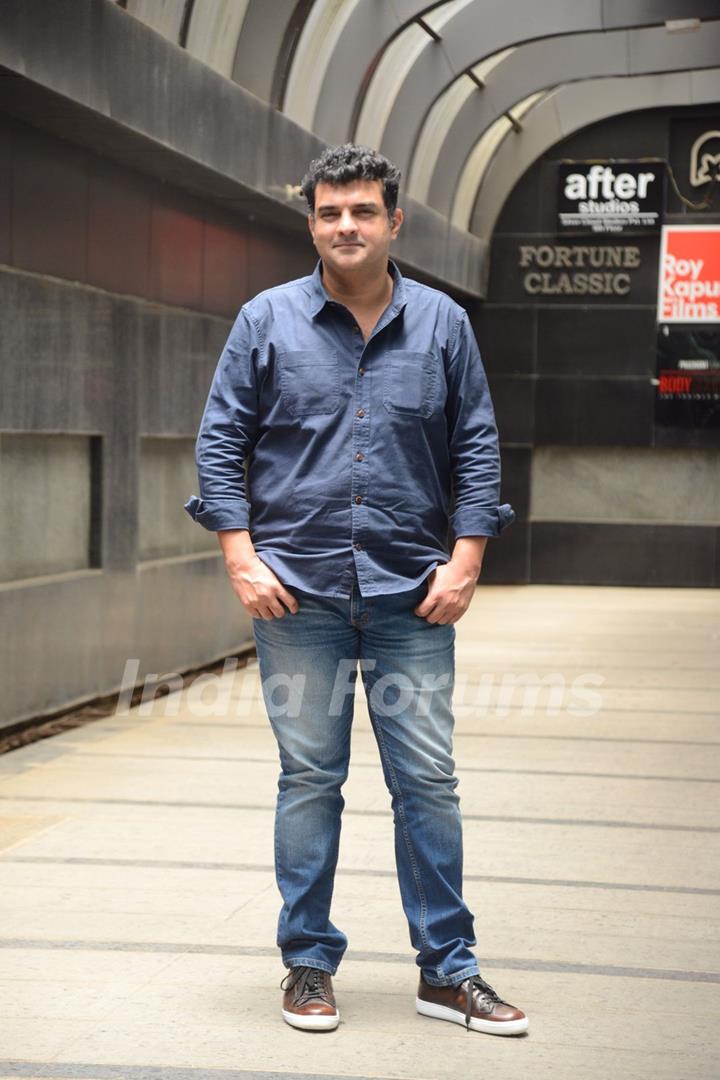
185 144 527 1037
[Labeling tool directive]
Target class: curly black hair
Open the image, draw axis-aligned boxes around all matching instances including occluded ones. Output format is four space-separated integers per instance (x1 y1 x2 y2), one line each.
300 144 401 217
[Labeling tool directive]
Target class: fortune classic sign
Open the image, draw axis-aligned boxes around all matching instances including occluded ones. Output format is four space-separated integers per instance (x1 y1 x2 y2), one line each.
519 244 642 296
657 225 720 323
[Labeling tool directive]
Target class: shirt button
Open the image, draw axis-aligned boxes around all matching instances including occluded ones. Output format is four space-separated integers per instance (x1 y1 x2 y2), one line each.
355 452 364 461
354 542 362 551
356 408 365 418
354 495 363 505
358 367 365 376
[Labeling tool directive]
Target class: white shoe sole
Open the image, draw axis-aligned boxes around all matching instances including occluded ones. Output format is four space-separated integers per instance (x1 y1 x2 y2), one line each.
416 997 528 1036
282 1007 340 1031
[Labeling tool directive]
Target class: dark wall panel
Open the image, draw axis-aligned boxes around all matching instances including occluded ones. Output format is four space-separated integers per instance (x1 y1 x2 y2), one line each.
499 446 532 521
247 226 315 296
149 196 205 310
493 164 543 235
536 307 658 377
0 112 314 320
534 378 655 446
482 521 530 585
549 109 670 163
654 424 720 450
202 214 248 317
472 305 536 375
88 163 152 297
531 523 718 587
487 374 536 445
12 122 88 282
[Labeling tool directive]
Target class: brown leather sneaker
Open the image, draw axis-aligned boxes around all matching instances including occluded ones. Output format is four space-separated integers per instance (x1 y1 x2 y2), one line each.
416 972 528 1035
280 965 340 1031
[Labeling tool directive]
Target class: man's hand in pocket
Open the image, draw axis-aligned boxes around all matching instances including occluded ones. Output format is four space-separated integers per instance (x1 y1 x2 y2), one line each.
218 530 299 619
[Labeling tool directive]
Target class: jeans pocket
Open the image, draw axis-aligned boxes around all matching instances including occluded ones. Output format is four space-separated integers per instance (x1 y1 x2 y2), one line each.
279 350 340 416
382 350 439 418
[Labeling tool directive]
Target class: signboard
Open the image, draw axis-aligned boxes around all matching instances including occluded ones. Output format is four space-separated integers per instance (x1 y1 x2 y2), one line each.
656 228 720 426
558 162 664 233
511 240 651 301
655 325 720 427
657 225 720 323
667 117 720 214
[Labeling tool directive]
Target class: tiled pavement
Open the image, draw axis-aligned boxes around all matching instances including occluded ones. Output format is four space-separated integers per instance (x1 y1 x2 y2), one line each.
1 584 719 1080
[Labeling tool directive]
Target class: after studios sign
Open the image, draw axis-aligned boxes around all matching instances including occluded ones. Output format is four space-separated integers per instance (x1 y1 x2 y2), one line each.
558 162 664 233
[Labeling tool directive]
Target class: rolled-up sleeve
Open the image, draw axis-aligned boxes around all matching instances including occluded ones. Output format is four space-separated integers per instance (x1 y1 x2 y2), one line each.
184 308 259 533
445 311 515 538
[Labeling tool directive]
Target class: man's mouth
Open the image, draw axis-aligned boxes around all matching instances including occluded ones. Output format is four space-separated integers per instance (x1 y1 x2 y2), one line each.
334 242 363 248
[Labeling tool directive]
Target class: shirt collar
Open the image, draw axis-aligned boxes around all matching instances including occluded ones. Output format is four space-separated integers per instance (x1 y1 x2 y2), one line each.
308 258 408 319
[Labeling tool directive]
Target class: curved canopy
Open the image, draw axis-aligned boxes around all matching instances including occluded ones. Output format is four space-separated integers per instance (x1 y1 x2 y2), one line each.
468 66 720 243
409 18 720 216
119 0 720 297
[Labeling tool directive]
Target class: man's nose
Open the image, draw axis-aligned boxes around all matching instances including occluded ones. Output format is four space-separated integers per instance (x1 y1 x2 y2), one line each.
337 209 356 232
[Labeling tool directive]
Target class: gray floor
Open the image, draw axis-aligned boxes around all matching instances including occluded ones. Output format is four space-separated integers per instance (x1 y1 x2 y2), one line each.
1 583 719 1080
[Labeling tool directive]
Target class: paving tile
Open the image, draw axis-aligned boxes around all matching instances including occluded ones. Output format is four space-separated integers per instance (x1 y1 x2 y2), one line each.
1 584 719 1078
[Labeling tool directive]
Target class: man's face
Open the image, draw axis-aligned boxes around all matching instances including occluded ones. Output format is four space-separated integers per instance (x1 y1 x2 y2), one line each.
308 179 403 277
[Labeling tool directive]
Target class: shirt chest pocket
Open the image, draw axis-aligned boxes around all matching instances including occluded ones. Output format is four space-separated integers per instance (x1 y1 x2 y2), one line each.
383 351 440 419
279 350 340 416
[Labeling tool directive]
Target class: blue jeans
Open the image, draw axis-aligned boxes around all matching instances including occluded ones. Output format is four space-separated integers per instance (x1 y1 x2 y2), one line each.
251 567 480 987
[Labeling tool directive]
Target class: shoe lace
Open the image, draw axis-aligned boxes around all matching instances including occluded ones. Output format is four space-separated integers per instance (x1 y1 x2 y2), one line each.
459 974 505 1031
280 965 330 1006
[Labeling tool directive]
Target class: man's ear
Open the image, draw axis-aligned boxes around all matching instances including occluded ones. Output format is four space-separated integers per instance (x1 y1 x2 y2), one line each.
307 214 316 243
390 207 404 238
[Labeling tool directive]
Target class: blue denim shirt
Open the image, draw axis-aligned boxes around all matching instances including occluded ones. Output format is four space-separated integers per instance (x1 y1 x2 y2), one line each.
184 259 514 597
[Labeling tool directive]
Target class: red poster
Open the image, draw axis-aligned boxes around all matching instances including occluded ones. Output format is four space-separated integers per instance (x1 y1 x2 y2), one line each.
657 225 720 323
